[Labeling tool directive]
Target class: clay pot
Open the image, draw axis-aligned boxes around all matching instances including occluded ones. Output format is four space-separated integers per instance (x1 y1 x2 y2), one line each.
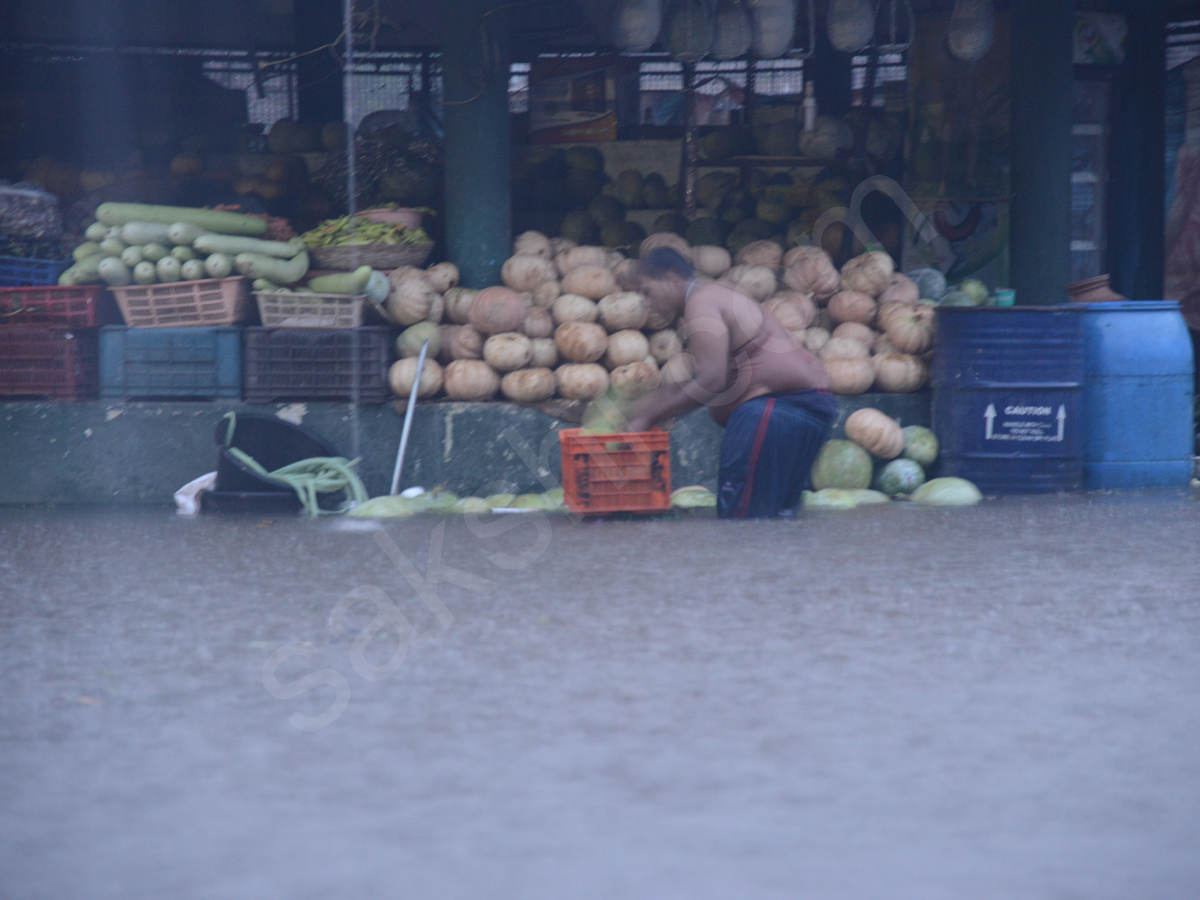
1066 275 1125 304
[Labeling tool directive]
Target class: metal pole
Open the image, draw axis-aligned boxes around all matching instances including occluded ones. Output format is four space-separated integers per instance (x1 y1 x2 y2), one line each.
343 0 358 221
390 339 430 495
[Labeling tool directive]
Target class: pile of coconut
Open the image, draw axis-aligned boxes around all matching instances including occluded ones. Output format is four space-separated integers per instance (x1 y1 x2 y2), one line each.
385 232 934 406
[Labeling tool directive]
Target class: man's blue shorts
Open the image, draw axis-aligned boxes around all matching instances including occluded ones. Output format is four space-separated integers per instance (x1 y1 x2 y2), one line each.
716 389 837 519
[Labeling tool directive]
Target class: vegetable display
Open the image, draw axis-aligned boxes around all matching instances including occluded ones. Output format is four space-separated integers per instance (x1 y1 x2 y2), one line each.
302 216 431 248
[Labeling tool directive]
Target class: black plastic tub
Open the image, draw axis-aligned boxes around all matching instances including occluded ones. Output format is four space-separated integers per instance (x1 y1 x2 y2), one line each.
207 413 340 512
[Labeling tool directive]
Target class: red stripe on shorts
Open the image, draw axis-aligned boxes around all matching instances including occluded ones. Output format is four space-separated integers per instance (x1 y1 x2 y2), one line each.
734 398 776 519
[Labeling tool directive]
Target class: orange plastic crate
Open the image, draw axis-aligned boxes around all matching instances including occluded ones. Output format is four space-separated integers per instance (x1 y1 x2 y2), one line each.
559 428 671 515
110 277 250 327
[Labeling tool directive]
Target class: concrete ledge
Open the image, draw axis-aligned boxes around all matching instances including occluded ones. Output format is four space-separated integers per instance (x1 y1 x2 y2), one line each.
0 393 931 505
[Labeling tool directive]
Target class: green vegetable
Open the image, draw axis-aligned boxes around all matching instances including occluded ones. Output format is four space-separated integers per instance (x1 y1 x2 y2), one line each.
876 458 926 497
121 222 173 245
802 489 858 510
811 440 873 491
105 226 123 241
204 254 233 279
253 278 283 292
98 237 126 258
181 259 207 281
671 487 717 509
901 426 939 467
98 257 131 287
84 222 108 242
167 222 208 246
64 254 105 285
233 250 309 285
365 270 389 304
133 261 157 285
307 265 372 295
485 494 516 508
120 246 144 267
346 496 419 518
96 202 267 236
73 242 101 262
911 478 983 507
449 497 492 515
302 216 432 248
141 243 169 263
171 245 196 262
959 279 990 305
194 233 303 259
156 256 182 282
845 489 891 506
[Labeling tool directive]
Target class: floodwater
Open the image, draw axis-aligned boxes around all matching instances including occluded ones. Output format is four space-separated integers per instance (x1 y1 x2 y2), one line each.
2 495 1199 899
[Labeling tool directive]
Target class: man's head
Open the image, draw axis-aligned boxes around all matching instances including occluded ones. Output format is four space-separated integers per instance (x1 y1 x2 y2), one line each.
635 247 694 318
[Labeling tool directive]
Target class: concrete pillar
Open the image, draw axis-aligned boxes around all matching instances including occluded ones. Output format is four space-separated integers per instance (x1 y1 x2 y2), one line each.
1009 0 1074 305
442 0 512 288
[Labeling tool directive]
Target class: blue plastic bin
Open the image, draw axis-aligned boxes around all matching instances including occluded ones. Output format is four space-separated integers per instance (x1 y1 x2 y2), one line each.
933 307 1086 494
1080 301 1195 489
0 256 71 288
99 326 242 400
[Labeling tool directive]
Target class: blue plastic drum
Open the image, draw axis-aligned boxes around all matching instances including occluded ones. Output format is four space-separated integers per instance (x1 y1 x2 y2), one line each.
1080 301 1195 489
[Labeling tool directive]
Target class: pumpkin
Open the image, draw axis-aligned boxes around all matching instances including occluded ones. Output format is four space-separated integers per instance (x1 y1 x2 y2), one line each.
502 254 557 293
840 250 895 296
876 458 926 497
552 293 599 325
396 321 441 359
501 367 557 402
845 408 905 459
530 337 559 369
885 307 935 354
469 286 528 335
610 361 661 400
532 280 561 308
387 276 438 326
555 321 608 363
734 265 778 302
556 363 610 401
522 307 554 339
902 425 940 466
873 334 898 356
639 232 691 261
828 290 877 326
831 322 877 348
444 287 477 325
735 239 783 268
448 323 484 360
876 299 913 332
426 291 445 324
598 291 649 331
811 439 873 490
692 245 732 278
424 262 459 294
605 329 651 369
648 329 682 364
877 272 919 306
483 332 533 372
824 357 875 394
443 359 500 401
818 336 870 361
388 357 443 399
782 246 841 299
550 236 577 257
437 326 461 365
802 327 831 354
613 257 639 291
555 245 609 277
873 352 928 393
562 264 617 300
514 230 553 260
764 293 817 333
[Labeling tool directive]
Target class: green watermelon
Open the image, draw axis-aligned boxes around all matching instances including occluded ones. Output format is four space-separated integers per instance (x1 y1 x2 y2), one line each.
811 440 873 490
876 458 926 497
911 477 983 507
901 426 939 467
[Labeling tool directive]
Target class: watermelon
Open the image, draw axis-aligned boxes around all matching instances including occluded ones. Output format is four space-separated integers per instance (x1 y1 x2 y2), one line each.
906 267 947 301
876 458 926 497
911 477 983 507
901 425 939 467
845 489 891 505
811 440 873 490
802 489 857 510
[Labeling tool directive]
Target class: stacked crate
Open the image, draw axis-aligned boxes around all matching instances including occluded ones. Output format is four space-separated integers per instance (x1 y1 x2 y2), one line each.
0 284 111 400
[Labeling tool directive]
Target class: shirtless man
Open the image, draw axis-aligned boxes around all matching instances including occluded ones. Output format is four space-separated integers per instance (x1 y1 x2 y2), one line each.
625 247 836 519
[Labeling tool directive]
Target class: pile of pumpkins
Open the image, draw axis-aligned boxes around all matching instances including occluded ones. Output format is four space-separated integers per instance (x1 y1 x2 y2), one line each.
385 232 937 406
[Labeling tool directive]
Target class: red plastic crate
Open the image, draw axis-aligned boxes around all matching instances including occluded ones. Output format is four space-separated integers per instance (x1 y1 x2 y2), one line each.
559 428 672 515
0 327 99 401
0 285 114 328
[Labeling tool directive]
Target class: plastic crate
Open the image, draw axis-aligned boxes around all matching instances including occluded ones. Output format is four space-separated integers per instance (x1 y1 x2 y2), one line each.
0 285 115 328
0 256 71 288
99 326 242 400
110 277 250 328
255 291 369 328
559 428 671 515
242 327 392 403
0 327 98 400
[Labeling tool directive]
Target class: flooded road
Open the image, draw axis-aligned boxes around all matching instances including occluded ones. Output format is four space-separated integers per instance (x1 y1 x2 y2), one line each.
2 495 1199 899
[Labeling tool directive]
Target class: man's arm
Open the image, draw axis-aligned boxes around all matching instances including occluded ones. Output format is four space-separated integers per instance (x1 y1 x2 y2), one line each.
626 293 731 432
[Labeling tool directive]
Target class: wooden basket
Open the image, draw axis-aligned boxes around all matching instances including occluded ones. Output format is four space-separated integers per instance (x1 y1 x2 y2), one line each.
309 243 433 270
111 277 251 328
255 291 374 329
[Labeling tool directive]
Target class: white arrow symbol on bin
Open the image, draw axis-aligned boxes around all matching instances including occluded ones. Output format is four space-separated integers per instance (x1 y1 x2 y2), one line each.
985 404 996 439
1056 405 1066 441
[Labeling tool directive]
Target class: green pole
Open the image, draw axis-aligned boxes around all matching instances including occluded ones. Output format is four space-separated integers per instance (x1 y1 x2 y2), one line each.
1009 0 1074 305
442 0 512 288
